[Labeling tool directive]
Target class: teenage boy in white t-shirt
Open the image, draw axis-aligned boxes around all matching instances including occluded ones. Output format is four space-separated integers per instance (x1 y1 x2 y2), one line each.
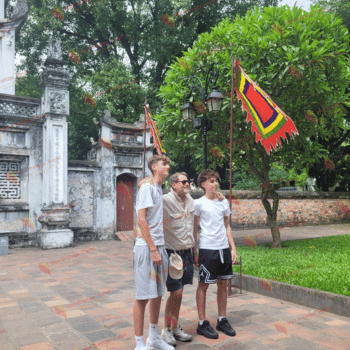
133 155 174 350
193 169 237 339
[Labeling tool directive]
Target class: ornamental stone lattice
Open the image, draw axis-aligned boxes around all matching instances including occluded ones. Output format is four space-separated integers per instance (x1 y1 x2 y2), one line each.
0 161 21 199
0 101 39 117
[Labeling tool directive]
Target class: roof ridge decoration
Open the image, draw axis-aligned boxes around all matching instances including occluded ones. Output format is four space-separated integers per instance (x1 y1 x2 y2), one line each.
48 38 63 60
7 0 28 20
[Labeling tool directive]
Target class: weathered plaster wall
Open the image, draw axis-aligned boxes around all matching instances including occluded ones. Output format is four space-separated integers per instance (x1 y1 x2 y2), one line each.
68 170 95 228
67 161 100 242
27 122 45 231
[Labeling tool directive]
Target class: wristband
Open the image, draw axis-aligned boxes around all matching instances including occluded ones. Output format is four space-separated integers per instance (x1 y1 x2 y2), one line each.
150 249 157 253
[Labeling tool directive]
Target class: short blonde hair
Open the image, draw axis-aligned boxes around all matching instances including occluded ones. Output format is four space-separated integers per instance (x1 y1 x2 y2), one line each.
147 155 171 174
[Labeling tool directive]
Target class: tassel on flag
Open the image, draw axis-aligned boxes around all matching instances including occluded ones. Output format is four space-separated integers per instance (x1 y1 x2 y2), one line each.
144 103 167 156
234 59 299 154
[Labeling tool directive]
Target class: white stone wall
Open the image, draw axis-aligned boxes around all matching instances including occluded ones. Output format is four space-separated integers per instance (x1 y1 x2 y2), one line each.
68 169 95 229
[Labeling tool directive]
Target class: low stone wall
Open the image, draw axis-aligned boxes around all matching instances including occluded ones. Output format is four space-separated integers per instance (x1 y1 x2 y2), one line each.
232 273 350 318
187 189 350 229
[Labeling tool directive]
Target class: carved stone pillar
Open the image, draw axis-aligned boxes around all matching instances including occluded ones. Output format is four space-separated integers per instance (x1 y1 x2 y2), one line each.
38 40 73 249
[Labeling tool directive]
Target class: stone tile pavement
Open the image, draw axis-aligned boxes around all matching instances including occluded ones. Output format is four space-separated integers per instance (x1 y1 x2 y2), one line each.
0 224 350 349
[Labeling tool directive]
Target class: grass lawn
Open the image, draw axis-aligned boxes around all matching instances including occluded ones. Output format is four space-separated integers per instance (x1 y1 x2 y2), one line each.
231 234 350 297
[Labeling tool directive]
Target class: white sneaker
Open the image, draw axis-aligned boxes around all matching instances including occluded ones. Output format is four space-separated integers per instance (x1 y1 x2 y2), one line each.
172 325 192 342
146 335 175 350
161 327 177 346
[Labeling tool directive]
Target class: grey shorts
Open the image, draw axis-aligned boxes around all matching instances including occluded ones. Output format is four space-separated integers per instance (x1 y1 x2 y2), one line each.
133 245 168 300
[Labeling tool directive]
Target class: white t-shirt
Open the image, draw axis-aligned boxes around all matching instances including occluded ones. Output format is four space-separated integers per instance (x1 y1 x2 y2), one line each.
194 196 231 250
135 182 165 246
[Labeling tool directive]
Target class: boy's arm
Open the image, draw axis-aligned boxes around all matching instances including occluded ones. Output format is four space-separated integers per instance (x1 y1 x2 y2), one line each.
137 208 162 265
224 216 237 263
193 215 200 266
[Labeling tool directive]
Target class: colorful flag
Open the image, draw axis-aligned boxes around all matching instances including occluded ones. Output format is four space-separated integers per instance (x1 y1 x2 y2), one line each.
235 59 299 154
144 104 167 156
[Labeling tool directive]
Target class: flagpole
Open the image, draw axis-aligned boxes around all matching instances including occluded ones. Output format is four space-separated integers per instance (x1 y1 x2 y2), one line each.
143 97 147 178
228 57 234 297
229 57 234 214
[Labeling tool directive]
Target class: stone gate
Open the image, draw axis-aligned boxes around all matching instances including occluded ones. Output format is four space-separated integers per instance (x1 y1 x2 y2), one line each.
0 0 152 248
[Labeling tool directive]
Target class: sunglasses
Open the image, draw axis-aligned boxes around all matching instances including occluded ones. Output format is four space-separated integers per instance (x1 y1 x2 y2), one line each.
176 180 189 185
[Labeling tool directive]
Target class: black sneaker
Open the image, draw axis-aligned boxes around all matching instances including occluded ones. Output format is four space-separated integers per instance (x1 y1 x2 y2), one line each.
216 318 236 336
197 320 219 339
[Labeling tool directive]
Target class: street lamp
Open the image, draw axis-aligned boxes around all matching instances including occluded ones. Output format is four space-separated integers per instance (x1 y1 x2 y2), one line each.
180 101 196 122
180 62 223 169
206 87 223 114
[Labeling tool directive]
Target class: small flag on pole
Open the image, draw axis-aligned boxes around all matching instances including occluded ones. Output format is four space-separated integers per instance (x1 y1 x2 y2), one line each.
144 103 167 156
234 59 298 154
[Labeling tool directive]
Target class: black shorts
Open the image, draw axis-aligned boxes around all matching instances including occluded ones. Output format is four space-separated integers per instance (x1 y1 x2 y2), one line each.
166 248 194 292
198 248 233 284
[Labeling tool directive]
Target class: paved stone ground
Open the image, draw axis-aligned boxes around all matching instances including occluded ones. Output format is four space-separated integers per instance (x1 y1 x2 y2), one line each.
0 224 349 350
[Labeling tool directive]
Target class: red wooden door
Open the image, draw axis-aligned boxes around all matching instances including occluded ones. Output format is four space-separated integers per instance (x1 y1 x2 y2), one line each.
117 174 135 231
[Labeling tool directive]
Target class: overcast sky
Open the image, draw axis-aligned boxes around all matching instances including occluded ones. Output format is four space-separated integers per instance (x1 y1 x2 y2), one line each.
279 0 313 11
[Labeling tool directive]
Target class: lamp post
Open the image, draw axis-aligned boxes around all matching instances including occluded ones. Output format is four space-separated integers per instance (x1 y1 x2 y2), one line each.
181 62 223 169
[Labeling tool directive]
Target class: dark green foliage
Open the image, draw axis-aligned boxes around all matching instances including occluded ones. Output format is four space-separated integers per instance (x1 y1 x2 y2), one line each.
231 166 289 190
15 0 278 159
157 5 350 174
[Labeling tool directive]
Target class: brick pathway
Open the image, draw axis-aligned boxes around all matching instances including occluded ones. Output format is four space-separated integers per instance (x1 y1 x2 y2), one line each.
0 226 349 349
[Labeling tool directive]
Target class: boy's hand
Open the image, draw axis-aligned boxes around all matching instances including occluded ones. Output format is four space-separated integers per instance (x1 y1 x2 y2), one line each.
151 250 162 265
231 248 237 264
216 192 225 201
193 250 199 267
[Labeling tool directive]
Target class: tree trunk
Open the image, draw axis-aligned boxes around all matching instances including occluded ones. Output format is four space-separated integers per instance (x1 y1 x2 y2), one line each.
245 142 282 248
261 185 281 248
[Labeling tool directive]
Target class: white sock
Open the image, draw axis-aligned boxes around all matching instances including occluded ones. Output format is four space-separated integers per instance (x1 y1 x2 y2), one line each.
149 323 158 341
218 316 225 322
199 319 205 325
135 335 145 349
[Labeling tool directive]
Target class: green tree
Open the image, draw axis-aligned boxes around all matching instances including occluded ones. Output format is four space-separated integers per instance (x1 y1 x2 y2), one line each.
312 0 350 31
157 5 350 247
309 0 350 191
230 164 290 190
15 0 277 159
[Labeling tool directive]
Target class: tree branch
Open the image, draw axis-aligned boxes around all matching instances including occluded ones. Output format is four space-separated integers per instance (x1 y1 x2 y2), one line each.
333 129 350 149
245 144 265 182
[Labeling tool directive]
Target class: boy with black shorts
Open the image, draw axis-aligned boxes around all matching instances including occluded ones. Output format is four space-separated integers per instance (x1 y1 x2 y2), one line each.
133 155 174 350
193 169 237 339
